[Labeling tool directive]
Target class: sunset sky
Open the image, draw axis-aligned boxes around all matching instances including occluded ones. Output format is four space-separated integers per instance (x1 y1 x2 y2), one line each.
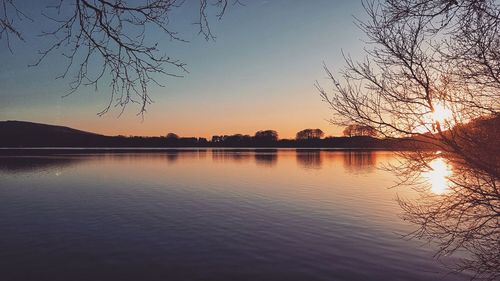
0 0 366 138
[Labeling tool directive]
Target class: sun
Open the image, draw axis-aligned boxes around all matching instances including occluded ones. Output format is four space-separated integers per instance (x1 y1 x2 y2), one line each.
432 102 453 124
415 101 455 133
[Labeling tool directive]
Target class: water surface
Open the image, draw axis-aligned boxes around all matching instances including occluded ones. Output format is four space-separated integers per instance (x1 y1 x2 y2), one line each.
0 150 469 281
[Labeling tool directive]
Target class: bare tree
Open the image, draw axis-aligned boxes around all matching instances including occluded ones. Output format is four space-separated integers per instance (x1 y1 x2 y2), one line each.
398 156 499 280
1 0 241 115
317 0 499 279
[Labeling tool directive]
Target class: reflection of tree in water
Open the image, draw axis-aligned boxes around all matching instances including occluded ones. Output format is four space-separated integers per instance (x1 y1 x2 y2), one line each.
254 150 278 167
342 151 376 173
296 150 323 169
396 153 499 280
163 149 208 163
211 149 252 163
0 156 88 174
196 150 208 160
165 151 179 163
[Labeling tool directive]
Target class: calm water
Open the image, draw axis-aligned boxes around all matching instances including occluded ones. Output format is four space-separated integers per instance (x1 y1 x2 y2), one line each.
0 150 470 281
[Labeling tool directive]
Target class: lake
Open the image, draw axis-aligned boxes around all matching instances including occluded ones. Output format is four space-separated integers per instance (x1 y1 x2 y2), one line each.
0 149 470 281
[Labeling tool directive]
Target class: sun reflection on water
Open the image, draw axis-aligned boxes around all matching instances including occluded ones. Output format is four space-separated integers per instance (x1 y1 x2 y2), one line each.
423 158 452 194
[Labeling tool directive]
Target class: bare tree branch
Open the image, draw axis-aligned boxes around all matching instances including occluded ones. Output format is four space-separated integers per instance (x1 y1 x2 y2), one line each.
319 0 499 279
1 0 241 115
0 0 31 52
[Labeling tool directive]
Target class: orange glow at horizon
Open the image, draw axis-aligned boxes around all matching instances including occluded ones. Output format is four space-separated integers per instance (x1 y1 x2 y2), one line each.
70 119 344 139
61 103 345 139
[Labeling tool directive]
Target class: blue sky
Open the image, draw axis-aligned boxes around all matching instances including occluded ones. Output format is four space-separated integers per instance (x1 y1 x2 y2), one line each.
0 0 367 138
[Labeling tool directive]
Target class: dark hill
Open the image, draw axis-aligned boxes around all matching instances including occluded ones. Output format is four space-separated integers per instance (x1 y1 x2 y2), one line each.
0 120 110 147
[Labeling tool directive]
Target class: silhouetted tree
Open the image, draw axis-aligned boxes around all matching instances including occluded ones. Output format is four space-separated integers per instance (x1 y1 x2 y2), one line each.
166 133 179 139
317 0 499 279
254 130 279 142
0 0 240 115
296 129 324 140
211 135 224 143
343 125 377 137
198 137 208 145
224 134 252 145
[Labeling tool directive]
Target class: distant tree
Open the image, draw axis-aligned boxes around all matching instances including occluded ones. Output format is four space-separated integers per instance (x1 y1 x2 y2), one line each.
342 126 355 137
211 135 224 143
296 129 324 140
343 125 377 137
224 134 251 144
179 137 198 146
0 0 240 115
166 133 179 139
254 130 279 142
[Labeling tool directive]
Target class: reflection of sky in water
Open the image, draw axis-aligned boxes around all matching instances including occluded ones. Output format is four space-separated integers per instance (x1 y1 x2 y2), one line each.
424 158 452 195
0 150 470 281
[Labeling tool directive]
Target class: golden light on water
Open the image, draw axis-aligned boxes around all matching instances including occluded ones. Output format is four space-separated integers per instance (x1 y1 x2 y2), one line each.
424 158 452 194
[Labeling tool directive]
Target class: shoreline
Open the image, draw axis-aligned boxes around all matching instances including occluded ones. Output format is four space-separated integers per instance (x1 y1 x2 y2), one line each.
0 147 408 155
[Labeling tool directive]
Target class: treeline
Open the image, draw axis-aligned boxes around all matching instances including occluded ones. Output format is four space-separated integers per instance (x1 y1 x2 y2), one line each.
0 122 421 149
0 133 411 149
160 128 415 149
